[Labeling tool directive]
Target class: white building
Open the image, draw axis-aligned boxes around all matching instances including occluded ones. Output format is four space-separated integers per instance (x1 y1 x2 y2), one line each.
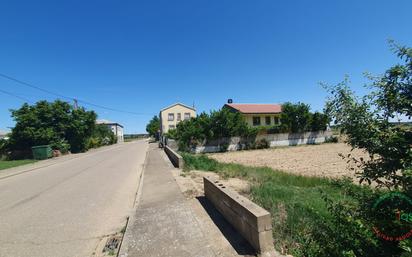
0 130 9 140
96 120 124 143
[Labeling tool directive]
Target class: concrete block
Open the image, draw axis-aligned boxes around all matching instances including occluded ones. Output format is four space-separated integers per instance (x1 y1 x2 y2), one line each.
164 146 184 168
203 177 275 254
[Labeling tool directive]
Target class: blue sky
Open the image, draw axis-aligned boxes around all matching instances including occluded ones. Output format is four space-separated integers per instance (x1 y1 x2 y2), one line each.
1 0 411 133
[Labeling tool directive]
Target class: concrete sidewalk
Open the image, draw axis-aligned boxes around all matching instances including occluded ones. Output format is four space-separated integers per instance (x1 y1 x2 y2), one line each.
120 144 215 257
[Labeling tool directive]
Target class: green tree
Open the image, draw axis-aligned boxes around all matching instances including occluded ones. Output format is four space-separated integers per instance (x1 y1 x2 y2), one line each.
310 111 329 131
7 100 97 157
146 115 160 137
325 44 412 190
175 109 252 151
88 124 117 148
65 108 96 153
209 108 250 139
280 102 312 133
314 42 412 256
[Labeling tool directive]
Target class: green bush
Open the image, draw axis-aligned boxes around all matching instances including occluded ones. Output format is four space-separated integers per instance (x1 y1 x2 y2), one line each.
181 153 219 172
251 138 269 149
325 135 339 143
50 139 70 154
266 124 290 134
87 137 100 149
146 115 160 138
6 100 96 157
86 125 117 149
319 42 412 257
164 128 178 139
176 109 254 151
281 102 329 133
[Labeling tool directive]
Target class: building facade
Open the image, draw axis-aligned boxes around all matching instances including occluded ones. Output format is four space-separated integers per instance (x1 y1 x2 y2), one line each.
223 103 282 127
159 103 196 134
96 120 124 143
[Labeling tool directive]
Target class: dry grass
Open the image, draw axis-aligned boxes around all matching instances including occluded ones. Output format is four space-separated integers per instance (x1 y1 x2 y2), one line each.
208 143 369 178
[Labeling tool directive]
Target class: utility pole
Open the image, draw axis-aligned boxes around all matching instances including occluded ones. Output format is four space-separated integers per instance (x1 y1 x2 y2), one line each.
73 99 78 110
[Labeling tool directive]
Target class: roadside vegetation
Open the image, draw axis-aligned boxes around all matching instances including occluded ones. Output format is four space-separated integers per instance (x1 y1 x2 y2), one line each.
146 115 160 138
169 103 329 152
124 134 148 142
0 100 118 160
183 42 412 257
0 159 37 170
182 153 379 256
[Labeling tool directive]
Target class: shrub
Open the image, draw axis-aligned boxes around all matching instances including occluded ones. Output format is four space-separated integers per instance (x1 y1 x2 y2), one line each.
164 128 178 139
281 102 312 133
7 100 96 157
280 102 329 133
251 138 269 149
310 112 329 131
50 139 70 154
325 135 339 143
320 42 412 256
87 137 100 149
176 109 254 151
146 115 160 138
181 153 219 172
266 124 290 134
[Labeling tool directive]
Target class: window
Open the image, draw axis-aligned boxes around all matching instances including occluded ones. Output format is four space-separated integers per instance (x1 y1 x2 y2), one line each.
274 116 280 125
252 116 261 126
265 116 271 125
177 113 181 121
169 125 175 129
168 113 174 121
184 113 191 120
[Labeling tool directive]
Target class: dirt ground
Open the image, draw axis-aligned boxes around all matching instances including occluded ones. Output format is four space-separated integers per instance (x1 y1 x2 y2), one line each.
208 143 369 178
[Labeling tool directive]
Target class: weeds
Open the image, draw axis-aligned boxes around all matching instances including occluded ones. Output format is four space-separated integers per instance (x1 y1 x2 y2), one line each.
182 153 364 256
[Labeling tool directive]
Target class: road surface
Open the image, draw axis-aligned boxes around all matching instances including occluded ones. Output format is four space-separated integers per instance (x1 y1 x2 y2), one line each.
0 140 148 257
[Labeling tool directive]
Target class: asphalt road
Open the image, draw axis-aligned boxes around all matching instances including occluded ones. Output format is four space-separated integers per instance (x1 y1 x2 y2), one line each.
0 140 148 257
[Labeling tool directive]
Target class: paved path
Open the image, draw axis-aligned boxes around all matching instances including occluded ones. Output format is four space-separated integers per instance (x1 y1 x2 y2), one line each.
0 140 148 257
120 145 215 257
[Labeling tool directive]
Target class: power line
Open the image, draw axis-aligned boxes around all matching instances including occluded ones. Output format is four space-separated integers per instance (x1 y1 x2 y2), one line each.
0 73 152 116
0 88 32 103
0 73 71 101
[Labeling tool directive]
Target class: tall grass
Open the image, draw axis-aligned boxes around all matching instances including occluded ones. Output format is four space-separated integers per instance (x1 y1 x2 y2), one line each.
181 153 358 256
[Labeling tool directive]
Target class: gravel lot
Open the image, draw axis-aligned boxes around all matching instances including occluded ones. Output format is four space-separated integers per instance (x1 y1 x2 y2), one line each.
208 143 369 178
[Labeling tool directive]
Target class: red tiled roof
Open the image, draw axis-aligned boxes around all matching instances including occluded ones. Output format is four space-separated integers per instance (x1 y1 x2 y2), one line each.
225 103 282 114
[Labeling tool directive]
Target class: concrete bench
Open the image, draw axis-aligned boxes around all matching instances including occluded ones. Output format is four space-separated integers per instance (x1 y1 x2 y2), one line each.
164 146 184 168
203 177 275 255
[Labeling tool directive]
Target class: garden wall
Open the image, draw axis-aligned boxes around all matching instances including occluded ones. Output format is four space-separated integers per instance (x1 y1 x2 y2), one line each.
192 131 333 153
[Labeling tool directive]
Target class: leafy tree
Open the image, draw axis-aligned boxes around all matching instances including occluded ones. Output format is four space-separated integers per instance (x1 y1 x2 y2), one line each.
315 42 412 256
280 102 312 133
164 128 178 139
310 111 329 131
175 109 252 151
65 108 96 153
87 124 117 148
325 43 412 190
7 100 97 157
209 108 250 139
146 115 160 137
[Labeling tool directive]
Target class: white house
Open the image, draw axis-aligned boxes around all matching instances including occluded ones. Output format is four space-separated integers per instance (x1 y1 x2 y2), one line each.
96 120 124 143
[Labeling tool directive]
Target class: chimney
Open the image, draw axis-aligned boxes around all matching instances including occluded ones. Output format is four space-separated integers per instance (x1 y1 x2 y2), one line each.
227 99 233 104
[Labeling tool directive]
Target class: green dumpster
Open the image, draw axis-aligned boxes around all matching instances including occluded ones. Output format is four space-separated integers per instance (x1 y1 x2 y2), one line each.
31 145 53 160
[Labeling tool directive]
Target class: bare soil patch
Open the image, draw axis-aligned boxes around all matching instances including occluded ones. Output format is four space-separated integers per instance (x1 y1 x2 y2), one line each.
208 143 369 178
